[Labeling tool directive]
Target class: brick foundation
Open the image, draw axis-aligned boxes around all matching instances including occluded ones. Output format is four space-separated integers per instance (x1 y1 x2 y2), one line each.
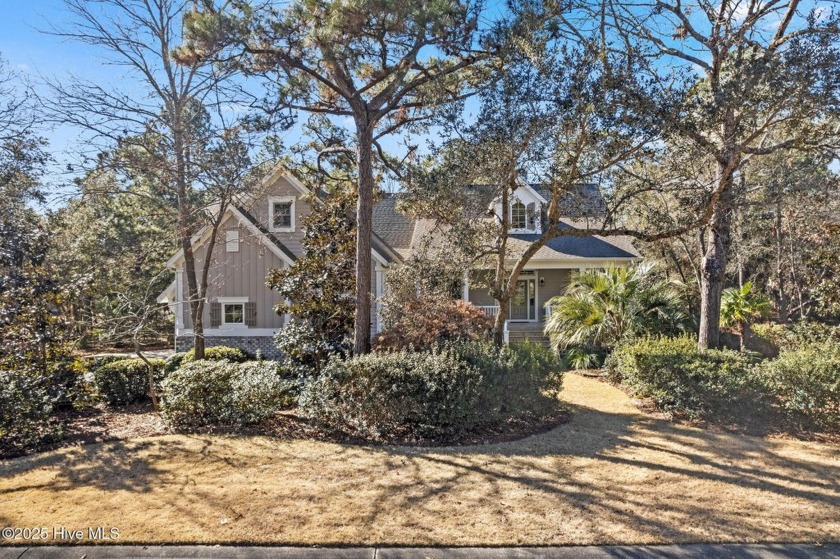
175 335 283 360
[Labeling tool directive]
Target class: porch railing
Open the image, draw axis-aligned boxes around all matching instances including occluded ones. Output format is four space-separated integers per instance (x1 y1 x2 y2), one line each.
477 305 500 317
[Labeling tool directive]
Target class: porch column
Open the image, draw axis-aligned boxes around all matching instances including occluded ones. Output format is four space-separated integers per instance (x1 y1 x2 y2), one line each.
375 265 385 333
175 270 184 331
462 270 469 302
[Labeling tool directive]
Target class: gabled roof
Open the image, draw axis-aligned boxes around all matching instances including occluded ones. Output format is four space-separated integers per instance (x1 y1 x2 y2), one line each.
372 195 415 253
370 186 638 262
164 204 298 270
531 183 607 218
233 206 298 265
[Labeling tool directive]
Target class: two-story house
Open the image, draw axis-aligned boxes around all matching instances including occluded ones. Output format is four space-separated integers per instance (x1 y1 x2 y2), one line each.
158 164 639 357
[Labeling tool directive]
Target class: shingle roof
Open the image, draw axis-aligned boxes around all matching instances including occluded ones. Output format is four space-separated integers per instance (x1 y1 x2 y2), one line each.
370 187 636 262
532 183 607 218
372 195 416 251
508 231 640 260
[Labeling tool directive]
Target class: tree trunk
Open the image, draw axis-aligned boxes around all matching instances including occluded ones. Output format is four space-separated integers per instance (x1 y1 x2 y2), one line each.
353 123 374 355
774 203 788 323
740 321 751 353
173 105 205 361
492 298 509 346
181 235 205 360
698 168 734 350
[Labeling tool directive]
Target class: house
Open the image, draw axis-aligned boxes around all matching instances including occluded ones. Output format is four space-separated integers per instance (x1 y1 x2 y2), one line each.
158 164 639 357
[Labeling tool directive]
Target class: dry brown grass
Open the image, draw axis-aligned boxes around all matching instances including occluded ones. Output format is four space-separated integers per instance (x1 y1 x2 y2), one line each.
1 374 838 546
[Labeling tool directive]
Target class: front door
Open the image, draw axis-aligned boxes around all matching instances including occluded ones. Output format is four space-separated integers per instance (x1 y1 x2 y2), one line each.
510 278 536 321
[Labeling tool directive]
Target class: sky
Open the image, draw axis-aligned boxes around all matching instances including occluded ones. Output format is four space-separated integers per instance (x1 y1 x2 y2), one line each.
1 1 134 206
0 0 450 208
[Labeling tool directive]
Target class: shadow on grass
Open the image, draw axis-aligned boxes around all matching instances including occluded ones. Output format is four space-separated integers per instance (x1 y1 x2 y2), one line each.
0 376 837 545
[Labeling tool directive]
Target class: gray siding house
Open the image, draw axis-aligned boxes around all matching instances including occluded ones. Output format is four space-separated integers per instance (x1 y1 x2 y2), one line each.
158 165 639 356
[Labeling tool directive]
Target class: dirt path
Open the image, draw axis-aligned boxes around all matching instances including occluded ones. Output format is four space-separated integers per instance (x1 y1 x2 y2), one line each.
1 374 838 546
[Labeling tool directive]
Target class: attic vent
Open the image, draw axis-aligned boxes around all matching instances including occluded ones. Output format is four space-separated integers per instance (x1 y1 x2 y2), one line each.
226 230 240 252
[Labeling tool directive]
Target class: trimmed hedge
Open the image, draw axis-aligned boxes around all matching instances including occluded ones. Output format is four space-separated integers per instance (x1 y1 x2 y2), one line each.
299 341 564 442
93 358 165 406
606 336 765 421
1 372 61 456
160 360 295 427
181 346 251 364
757 343 840 430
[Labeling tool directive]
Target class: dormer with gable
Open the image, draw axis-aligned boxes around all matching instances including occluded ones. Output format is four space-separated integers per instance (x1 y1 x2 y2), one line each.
493 182 548 234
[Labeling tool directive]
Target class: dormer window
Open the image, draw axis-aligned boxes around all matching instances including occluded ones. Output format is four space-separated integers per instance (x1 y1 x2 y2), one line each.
511 201 527 230
269 196 295 232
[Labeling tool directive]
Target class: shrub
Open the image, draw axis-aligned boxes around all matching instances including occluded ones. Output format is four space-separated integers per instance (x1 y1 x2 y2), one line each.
160 360 295 427
299 341 563 441
753 321 840 351
93 358 165 406
275 321 347 376
606 336 765 420
82 354 132 371
561 347 607 370
181 345 250 364
164 352 187 373
757 343 840 430
45 356 90 408
544 263 691 352
0 372 61 455
373 296 493 352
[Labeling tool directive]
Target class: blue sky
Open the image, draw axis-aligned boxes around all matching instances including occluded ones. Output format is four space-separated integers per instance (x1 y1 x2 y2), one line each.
1 1 131 205
0 0 426 206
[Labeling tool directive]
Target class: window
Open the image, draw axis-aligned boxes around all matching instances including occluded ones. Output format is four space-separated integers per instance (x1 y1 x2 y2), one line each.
511 201 527 230
225 230 239 252
269 196 295 232
214 297 250 328
223 303 245 325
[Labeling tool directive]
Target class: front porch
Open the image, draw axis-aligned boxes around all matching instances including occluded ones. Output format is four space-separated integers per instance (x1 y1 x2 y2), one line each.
467 268 573 346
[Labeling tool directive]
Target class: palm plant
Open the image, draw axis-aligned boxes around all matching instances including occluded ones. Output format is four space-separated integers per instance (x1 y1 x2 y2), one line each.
721 282 771 351
544 263 691 353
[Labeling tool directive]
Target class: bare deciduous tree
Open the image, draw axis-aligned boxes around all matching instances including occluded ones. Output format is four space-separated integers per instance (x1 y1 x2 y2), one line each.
45 0 262 359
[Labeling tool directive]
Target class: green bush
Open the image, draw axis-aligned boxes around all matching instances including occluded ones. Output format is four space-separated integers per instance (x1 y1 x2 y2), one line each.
161 360 295 427
93 358 165 406
757 343 840 430
606 336 765 421
1 372 61 456
181 345 251 364
82 354 132 371
45 356 89 408
753 321 840 351
299 341 564 442
164 352 187 373
275 322 341 376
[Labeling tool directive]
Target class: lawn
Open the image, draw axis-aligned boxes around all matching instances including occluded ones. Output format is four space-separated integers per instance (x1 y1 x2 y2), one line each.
0 374 838 546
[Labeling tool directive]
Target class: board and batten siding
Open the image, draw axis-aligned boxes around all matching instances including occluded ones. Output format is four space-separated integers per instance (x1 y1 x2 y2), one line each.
536 269 572 319
242 175 311 258
180 220 287 330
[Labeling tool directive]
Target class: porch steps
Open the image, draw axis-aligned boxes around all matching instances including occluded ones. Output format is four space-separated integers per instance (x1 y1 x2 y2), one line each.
506 323 552 348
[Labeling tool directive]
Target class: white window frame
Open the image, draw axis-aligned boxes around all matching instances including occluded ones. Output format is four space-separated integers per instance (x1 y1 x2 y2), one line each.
510 200 528 231
218 296 249 328
269 196 296 233
225 229 240 252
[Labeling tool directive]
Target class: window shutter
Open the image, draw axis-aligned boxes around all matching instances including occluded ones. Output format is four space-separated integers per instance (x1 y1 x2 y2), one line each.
210 302 222 327
245 302 257 327
527 202 536 231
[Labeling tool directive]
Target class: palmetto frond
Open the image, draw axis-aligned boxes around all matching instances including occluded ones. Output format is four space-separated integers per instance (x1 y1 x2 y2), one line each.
544 263 690 351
